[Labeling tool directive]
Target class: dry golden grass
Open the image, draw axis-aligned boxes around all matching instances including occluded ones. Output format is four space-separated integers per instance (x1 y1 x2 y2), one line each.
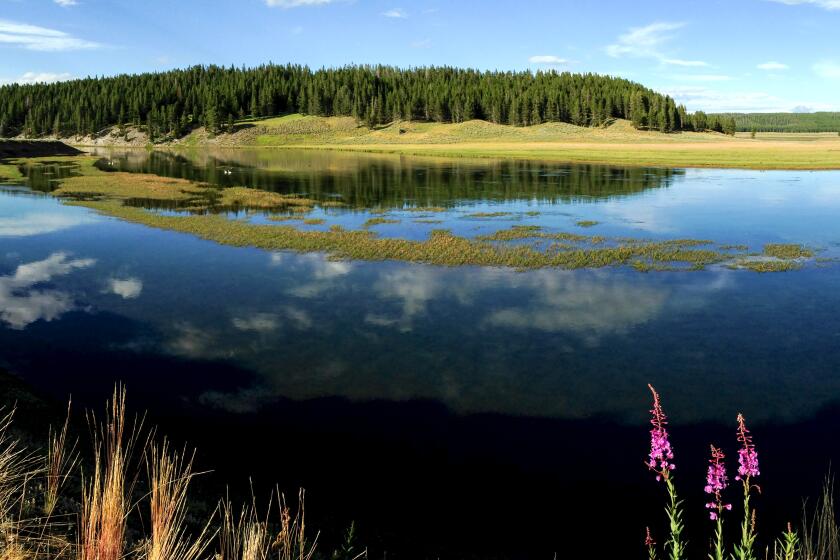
79 387 142 560
143 441 214 560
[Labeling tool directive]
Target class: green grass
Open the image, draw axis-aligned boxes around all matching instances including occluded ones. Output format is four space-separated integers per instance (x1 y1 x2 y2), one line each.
14 158 819 273
195 114 840 170
363 217 401 228
576 220 599 228
466 212 512 218
0 163 24 182
763 243 815 259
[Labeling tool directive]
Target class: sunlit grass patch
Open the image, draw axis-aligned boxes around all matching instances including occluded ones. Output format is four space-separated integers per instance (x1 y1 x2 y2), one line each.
465 212 512 218
303 218 326 225
0 163 24 183
363 217 401 228
576 220 599 228
763 243 814 259
406 206 446 213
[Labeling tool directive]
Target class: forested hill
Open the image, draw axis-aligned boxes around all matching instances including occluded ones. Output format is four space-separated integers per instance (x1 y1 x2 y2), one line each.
711 112 840 133
0 64 735 140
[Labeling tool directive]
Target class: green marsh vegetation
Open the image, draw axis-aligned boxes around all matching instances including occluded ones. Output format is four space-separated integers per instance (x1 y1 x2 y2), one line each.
576 220 599 228
13 157 819 273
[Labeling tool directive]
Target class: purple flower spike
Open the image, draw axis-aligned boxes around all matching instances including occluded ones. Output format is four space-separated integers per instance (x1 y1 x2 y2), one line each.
647 384 675 481
705 445 730 520
735 413 760 481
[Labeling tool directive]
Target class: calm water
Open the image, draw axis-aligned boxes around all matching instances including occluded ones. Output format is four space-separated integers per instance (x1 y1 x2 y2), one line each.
2 149 840 558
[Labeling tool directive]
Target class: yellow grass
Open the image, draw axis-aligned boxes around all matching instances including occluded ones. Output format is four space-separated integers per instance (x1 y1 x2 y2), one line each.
232 116 840 170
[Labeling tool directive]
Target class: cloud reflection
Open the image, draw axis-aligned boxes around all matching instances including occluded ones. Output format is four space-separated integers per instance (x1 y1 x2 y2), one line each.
0 252 95 329
104 277 143 299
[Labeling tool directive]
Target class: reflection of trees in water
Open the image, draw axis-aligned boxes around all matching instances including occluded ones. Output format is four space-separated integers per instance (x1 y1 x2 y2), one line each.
98 150 684 209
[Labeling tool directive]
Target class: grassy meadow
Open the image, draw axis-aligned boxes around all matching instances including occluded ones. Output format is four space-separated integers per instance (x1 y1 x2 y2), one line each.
167 115 840 170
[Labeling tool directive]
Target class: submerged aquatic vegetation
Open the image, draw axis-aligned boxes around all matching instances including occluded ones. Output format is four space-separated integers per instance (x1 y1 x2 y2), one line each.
362 217 400 228
465 212 511 218
23 160 819 273
763 244 814 259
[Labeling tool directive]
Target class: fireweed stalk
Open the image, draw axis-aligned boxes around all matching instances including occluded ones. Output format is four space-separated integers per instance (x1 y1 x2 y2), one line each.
646 384 685 560
704 445 731 560
733 413 760 560
645 527 657 560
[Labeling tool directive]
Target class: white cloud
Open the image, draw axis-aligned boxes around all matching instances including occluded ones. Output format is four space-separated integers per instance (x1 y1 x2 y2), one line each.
528 55 569 66
382 8 407 18
0 252 95 330
606 22 708 67
758 61 789 71
0 19 100 51
814 60 840 79
264 0 336 6
663 85 837 112
104 277 143 299
54 0 78 6
15 72 74 84
767 0 840 9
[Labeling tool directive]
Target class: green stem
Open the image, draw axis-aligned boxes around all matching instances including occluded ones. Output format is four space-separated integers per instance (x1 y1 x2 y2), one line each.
734 478 755 560
665 477 685 560
711 516 724 560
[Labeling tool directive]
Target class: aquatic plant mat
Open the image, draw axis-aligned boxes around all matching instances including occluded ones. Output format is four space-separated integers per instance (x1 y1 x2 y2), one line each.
15 157 820 272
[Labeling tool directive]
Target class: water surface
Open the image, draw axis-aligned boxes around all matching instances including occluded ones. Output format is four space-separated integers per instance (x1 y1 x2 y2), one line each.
2 150 840 558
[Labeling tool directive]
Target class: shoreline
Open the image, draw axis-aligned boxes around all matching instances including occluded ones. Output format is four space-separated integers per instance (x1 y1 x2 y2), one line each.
61 140 840 171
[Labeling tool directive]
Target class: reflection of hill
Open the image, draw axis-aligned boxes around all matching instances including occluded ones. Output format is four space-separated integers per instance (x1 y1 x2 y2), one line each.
91 148 683 208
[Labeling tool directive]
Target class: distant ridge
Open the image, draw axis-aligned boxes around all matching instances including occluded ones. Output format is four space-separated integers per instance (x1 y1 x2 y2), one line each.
710 112 840 133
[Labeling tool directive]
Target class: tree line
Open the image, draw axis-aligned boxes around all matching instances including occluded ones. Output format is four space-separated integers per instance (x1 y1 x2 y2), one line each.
711 112 840 133
0 64 735 139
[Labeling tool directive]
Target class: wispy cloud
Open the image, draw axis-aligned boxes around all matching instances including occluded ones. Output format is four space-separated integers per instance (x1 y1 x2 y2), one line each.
813 60 840 78
672 74 734 82
767 0 840 10
664 85 837 112
606 22 708 67
382 8 407 18
0 19 100 51
528 55 569 66
758 61 789 71
54 0 78 6
15 72 74 84
411 38 431 49
265 0 337 6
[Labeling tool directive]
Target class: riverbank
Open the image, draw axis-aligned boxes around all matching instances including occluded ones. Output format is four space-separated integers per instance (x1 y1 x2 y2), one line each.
47 115 840 170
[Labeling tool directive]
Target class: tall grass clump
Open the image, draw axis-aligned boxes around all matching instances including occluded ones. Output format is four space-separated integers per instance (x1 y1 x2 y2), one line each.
142 440 214 560
79 387 142 560
44 402 77 518
801 478 840 560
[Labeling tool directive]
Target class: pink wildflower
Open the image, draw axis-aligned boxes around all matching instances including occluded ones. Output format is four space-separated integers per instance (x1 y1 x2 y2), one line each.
735 413 760 481
645 527 655 547
704 445 731 520
647 384 675 481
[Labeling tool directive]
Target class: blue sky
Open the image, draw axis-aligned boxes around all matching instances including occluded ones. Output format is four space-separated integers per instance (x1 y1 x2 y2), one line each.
1 0 839 113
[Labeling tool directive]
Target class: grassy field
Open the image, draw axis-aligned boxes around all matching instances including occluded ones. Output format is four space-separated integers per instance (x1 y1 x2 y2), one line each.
173 114 840 170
